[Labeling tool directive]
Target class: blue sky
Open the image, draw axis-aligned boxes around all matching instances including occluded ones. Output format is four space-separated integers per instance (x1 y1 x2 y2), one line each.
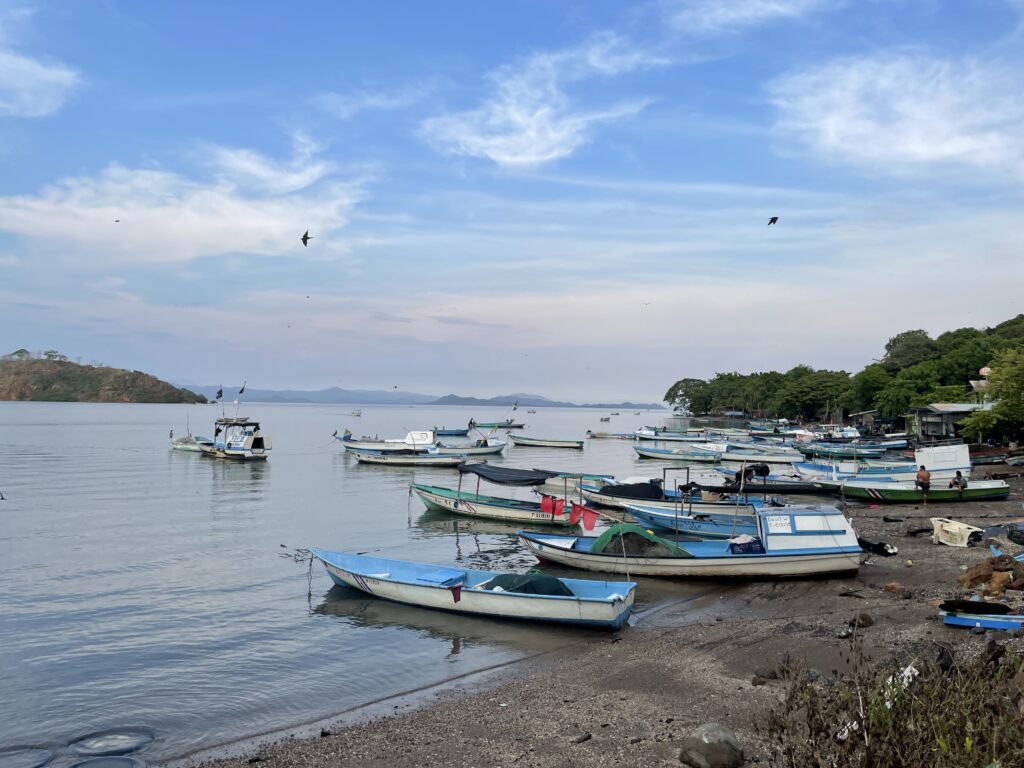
2 0 1023 401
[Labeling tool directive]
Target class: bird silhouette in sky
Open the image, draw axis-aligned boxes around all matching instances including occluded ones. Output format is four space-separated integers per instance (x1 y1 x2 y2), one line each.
768 216 779 225
642 302 652 307
115 219 120 223
301 230 313 247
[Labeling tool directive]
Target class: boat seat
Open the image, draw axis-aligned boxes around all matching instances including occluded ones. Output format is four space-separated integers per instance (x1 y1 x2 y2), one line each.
416 567 467 586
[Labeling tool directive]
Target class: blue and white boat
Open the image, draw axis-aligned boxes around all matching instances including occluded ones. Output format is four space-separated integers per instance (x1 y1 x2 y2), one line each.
311 549 636 628
518 505 861 578
634 444 721 462
199 417 271 461
579 482 761 515
434 426 471 437
624 503 758 539
346 447 466 466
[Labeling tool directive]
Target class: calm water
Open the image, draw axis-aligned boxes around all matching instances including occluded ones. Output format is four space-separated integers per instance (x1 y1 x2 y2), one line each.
0 402 710 765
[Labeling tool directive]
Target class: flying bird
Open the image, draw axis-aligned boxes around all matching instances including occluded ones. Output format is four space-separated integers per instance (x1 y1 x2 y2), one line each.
642 302 652 307
301 230 313 247
115 219 120 223
169 429 174 440
768 216 779 226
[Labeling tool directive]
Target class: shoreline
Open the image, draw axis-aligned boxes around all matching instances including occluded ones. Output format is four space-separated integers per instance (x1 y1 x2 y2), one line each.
179 486 1024 768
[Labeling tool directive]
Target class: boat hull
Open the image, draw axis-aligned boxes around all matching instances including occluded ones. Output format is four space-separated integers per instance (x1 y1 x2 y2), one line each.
314 552 634 628
581 487 757 515
634 446 719 462
820 483 1010 503
412 484 577 526
509 436 584 449
348 449 465 466
518 534 860 578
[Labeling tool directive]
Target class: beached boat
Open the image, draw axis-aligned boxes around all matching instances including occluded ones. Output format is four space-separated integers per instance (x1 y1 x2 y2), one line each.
518 505 861 578
199 417 272 461
624 503 758 539
634 444 721 462
812 478 1010 503
795 444 972 482
509 434 584 449
346 447 466 466
434 426 471 437
311 549 636 628
470 419 525 429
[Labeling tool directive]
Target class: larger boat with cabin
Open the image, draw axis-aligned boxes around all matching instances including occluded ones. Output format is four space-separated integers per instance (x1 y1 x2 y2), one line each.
200 417 272 461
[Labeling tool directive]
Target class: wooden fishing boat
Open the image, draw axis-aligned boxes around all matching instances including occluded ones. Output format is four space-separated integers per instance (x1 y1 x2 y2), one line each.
811 478 1010 503
623 503 758 539
199 417 271 461
586 431 636 440
509 434 584 449
337 430 438 451
434 426 470 437
579 483 759 515
470 419 525 429
311 549 636 628
518 506 861 578
432 438 507 456
796 442 887 459
346 447 466 466
411 483 577 526
634 444 720 462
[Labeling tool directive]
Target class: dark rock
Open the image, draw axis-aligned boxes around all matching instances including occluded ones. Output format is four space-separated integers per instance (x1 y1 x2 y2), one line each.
751 675 767 686
1009 523 1024 547
837 626 853 639
959 559 995 587
849 612 874 628
1012 561 1024 582
630 736 643 744
883 582 906 594
320 728 332 738
572 733 592 744
247 756 264 764
679 723 744 768
806 669 821 682
992 554 1016 572
882 515 904 523
971 625 987 635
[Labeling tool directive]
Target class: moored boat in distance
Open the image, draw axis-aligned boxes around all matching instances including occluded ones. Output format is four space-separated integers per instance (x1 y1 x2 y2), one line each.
586 430 636 440
518 505 861 578
509 434 584 449
311 549 636 628
337 430 438 451
200 417 271 460
470 419 525 429
434 426 470 437
634 444 720 462
432 438 507 456
346 447 466 466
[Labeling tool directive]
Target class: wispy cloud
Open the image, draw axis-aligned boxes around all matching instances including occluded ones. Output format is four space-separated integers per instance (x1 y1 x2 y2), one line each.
0 47 79 118
420 32 668 167
0 4 80 117
768 51 1024 177
0 141 362 264
312 83 430 120
666 0 830 34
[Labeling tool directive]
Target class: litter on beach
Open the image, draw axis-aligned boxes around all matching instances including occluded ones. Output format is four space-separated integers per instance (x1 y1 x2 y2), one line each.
930 517 983 547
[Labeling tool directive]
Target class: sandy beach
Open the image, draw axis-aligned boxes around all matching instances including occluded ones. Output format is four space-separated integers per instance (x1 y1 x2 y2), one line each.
182 480 1024 768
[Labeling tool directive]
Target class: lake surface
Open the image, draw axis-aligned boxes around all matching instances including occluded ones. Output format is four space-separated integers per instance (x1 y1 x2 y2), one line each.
0 402 712 765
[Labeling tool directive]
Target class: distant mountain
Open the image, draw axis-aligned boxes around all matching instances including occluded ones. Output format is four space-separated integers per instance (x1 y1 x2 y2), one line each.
183 385 436 405
429 393 664 410
0 358 206 403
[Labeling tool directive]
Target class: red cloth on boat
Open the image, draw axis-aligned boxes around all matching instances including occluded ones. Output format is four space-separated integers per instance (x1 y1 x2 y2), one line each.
582 506 599 531
449 585 462 603
540 495 554 514
570 502 585 526
553 499 565 516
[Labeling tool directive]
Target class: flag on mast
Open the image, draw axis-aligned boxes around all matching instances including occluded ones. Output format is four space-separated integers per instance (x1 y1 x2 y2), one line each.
239 382 246 395
215 386 223 400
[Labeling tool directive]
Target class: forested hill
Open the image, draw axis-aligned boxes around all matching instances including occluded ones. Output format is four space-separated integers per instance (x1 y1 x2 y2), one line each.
664 314 1024 422
0 355 206 403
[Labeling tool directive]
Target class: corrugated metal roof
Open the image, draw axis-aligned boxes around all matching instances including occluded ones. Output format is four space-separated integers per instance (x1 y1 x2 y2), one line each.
926 402 992 413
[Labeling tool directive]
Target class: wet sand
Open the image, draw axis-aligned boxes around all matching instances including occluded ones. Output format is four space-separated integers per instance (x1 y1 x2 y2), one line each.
182 479 1024 768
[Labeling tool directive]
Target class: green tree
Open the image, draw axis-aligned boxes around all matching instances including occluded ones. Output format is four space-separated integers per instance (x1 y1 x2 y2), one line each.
664 378 711 414
959 408 998 440
987 347 1024 423
881 330 937 371
844 364 891 412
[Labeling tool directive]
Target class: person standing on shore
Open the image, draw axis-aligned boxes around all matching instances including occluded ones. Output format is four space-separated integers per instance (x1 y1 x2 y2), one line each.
916 465 931 504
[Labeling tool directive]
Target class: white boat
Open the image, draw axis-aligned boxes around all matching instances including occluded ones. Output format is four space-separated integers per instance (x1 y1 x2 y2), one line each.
633 427 708 443
433 438 507 456
312 549 636 628
200 417 272 461
718 445 801 465
337 430 437 451
509 434 584 449
346 447 466 466
351 409 362 417
170 433 214 452
794 444 972 482
518 506 861 578
634 444 720 462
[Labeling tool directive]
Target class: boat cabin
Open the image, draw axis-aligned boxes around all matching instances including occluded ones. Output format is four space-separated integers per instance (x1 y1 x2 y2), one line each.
214 417 271 452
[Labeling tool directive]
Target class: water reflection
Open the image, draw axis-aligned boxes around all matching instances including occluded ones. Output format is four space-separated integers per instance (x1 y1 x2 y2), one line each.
313 586 605 652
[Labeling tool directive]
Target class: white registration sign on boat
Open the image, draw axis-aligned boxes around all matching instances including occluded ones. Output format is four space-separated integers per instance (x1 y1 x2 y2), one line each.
765 515 792 534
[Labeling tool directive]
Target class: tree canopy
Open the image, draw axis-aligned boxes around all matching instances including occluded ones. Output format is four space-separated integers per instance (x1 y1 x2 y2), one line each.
664 315 1024 425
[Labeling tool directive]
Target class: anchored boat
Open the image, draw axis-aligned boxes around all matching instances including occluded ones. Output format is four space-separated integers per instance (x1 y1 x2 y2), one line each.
509 434 584 449
311 549 636 628
346 447 466 466
411 464 578 526
200 417 271 461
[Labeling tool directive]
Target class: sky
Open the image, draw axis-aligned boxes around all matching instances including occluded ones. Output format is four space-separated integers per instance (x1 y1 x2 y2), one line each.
1 0 1023 402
